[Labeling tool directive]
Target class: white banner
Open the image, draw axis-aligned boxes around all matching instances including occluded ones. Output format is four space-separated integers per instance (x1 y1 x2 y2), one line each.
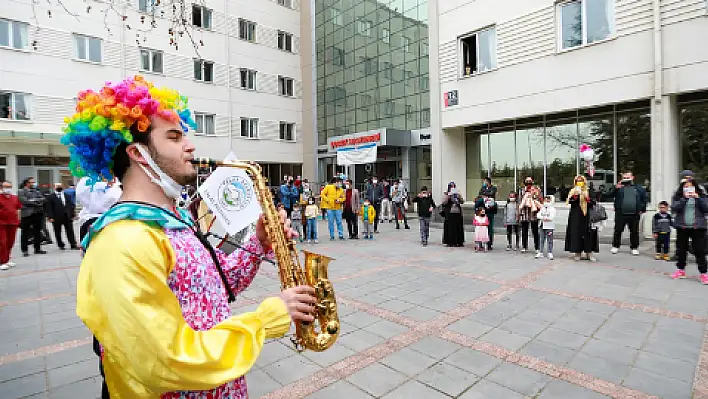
336 143 378 166
197 166 261 235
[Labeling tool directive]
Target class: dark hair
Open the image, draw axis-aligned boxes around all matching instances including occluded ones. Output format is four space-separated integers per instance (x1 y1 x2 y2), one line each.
330 177 340 184
659 201 668 206
484 177 492 183
112 124 152 182
21 177 34 187
421 186 428 191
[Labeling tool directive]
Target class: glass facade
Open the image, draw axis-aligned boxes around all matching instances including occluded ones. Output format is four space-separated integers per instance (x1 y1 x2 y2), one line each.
315 0 430 146
465 101 652 203
679 92 708 181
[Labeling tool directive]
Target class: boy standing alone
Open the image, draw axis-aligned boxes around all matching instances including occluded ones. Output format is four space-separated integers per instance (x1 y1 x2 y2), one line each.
653 201 673 260
412 186 436 246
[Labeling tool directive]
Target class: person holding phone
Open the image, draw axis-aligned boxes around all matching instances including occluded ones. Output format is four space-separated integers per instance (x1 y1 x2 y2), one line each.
670 176 708 284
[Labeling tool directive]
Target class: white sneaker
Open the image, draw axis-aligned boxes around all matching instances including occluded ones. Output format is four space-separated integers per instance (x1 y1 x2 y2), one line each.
6 261 15 267
631 249 640 256
548 253 554 260
535 252 544 259
610 247 619 254
0 264 9 271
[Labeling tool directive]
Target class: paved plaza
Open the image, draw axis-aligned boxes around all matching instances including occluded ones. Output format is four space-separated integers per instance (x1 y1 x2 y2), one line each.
1 220 707 398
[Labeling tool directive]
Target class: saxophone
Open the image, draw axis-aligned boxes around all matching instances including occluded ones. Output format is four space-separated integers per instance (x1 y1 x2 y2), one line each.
191 158 340 352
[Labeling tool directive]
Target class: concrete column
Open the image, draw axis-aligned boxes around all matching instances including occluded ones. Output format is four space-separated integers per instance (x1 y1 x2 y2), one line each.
402 147 410 188
651 95 680 206
6 154 18 188
433 127 467 202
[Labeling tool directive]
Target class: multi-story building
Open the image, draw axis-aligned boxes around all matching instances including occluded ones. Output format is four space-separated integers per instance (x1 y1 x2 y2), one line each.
430 0 708 206
304 0 431 192
1 0 304 189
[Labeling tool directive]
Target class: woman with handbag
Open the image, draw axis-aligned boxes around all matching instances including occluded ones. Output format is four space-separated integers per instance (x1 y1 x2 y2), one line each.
565 175 600 261
441 182 465 247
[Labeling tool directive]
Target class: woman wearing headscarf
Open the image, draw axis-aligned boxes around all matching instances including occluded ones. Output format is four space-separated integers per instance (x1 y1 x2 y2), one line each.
441 182 465 247
518 177 541 253
565 175 599 261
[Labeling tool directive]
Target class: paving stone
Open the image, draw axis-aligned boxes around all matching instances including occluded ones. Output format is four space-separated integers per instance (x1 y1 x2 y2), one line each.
443 348 502 377
337 329 386 352
642 336 701 362
416 362 479 397
632 351 696 382
254 341 296 368
566 353 632 384
246 368 282 398
572 301 616 316
344 311 384 328
485 362 551 396
579 339 639 365
377 299 416 313
458 379 525 399
45 346 94 370
400 306 439 321
539 379 610 398
480 328 532 351
303 343 356 367
0 357 45 383
593 326 647 350
447 318 495 338
346 363 408 397
536 328 590 350
550 312 606 336
407 337 461 360
48 358 98 389
48 376 102 399
497 318 548 338
520 340 577 366
381 379 450 399
362 320 410 339
380 347 438 377
305 380 373 399
0 372 47 399
622 367 693 399
261 355 321 386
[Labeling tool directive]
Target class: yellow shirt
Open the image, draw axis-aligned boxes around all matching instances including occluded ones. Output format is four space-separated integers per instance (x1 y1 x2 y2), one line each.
76 220 290 398
320 184 344 210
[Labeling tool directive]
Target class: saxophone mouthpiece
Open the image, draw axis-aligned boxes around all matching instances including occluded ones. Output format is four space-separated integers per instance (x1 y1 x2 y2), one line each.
191 157 219 167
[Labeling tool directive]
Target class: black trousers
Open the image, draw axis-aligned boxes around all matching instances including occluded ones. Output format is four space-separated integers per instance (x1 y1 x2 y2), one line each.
613 214 640 249
344 208 358 237
655 233 670 254
373 202 381 232
20 213 43 253
520 220 539 251
52 217 77 248
507 225 520 247
676 228 707 273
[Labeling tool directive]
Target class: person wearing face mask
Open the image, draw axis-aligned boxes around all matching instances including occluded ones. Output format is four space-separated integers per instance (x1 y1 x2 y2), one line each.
365 177 385 232
63 76 316 399
504 192 520 251
0 181 22 269
279 178 299 218
518 177 541 253
609 171 648 255
46 182 79 250
441 182 465 247
565 175 599 261
343 179 360 239
17 177 47 257
320 176 346 240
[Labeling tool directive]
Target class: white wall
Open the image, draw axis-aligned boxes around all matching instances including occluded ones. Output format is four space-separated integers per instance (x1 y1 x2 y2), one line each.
0 0 304 163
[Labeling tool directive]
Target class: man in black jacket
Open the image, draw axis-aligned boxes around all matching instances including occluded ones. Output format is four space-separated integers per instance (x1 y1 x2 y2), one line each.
18 177 47 256
46 183 79 250
610 172 648 256
412 186 436 246
365 176 384 233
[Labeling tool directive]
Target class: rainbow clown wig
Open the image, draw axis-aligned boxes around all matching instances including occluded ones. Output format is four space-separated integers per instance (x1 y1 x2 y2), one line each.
61 75 197 183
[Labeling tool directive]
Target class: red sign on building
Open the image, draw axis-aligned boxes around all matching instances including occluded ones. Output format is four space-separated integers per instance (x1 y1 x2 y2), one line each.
329 132 381 150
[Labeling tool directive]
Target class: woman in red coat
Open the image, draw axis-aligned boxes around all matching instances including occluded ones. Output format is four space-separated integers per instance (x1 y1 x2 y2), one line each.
0 180 22 269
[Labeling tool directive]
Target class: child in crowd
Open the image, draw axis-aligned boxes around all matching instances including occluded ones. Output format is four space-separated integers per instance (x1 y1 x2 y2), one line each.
504 192 520 251
291 203 303 242
360 199 376 240
536 195 556 260
305 198 319 244
653 200 673 260
277 203 287 223
412 186 436 246
473 207 490 252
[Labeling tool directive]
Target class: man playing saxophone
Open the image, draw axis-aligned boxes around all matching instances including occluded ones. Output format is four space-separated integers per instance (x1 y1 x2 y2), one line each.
64 75 316 398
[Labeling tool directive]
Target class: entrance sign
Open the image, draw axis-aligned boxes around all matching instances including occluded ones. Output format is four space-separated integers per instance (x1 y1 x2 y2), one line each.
336 143 378 165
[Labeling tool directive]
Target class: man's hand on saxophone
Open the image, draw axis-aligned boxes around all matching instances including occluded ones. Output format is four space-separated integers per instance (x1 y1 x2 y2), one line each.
280 286 317 322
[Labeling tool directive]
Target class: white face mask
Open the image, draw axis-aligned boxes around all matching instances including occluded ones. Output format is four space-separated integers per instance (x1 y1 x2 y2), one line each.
2 188 12 194
372 179 378 184
134 144 184 200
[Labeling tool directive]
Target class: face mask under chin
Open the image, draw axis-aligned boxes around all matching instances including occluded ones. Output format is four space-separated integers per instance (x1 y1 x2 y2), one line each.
135 144 185 200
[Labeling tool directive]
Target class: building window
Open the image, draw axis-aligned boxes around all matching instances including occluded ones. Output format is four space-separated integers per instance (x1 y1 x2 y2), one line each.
404 70 414 85
382 28 390 44
460 26 497 76
278 76 294 97
362 57 376 75
73 34 102 63
356 19 372 36
421 108 430 125
192 4 212 29
420 76 429 90
0 19 28 50
406 105 414 120
279 122 295 141
277 0 292 8
193 59 214 82
558 0 615 50
140 48 163 73
382 62 392 79
402 36 411 52
239 19 256 42
330 8 342 26
0 91 31 120
332 47 344 66
194 112 215 135
680 99 708 178
325 87 346 106
240 117 258 138
240 68 256 90
383 100 394 116
138 0 156 12
278 31 293 52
